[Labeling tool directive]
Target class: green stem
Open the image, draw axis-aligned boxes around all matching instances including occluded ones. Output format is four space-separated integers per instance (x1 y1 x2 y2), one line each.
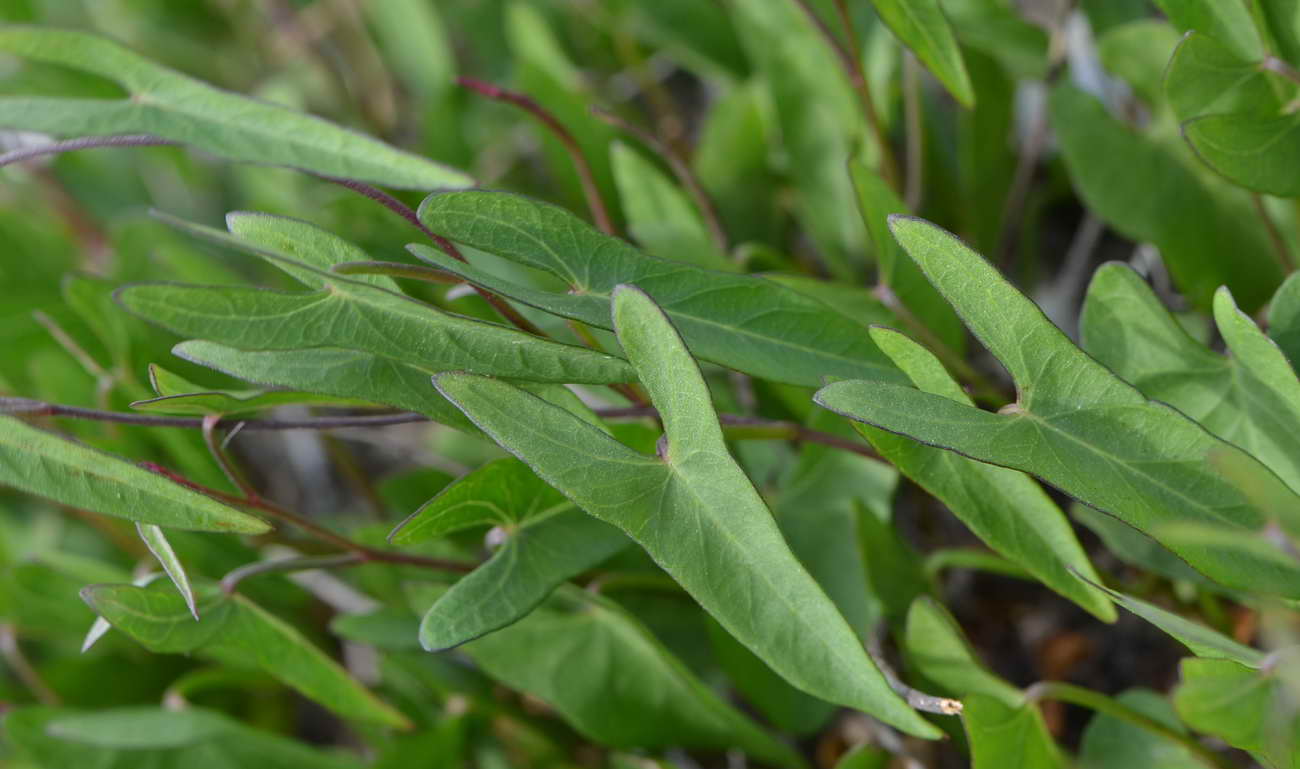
1024 681 1234 769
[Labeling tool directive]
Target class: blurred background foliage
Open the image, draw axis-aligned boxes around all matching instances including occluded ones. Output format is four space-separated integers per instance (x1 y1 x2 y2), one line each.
0 0 1297 767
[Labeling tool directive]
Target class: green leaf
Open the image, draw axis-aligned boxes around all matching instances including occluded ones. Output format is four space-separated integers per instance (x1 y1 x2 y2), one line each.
1270 273 1300 368
135 522 198 621
433 285 939 737
963 693 1066 769
390 457 571 544
904 596 1023 705
224 212 401 291
1086 581 1266 667
391 457 629 650
1081 263 1300 493
0 27 470 189
706 618 837 736
610 141 732 271
82 580 410 728
1098 20 1186 108
869 0 975 106
1080 689 1213 769
850 158 966 355
1174 653 1300 766
1166 32 1284 122
132 363 373 416
1183 112 1300 197
1152 0 1265 59
114 219 633 387
854 326 1114 621
967 696 1066 769
462 586 805 767
0 415 268 534
171 341 476 433
1050 83 1283 312
419 510 627 650
6 706 365 769
416 190 905 388
814 217 1300 598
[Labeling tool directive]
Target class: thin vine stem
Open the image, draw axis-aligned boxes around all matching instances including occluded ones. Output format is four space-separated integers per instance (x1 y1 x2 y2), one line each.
6 398 882 460
458 76 616 235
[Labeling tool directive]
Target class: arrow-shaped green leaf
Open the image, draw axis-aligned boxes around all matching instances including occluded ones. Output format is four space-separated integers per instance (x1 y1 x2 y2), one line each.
815 216 1300 598
433 284 939 737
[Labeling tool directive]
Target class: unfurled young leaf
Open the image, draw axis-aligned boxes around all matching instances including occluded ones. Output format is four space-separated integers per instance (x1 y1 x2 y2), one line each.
416 190 905 387
82 580 410 728
434 285 939 738
815 217 1300 598
0 416 268 533
460 586 805 767
135 522 198 620
390 458 628 650
0 27 471 189
851 326 1114 621
868 0 975 107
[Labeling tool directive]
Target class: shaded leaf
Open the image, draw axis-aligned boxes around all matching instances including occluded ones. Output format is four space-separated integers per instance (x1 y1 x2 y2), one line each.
1268 272 1300 367
6 706 364 769
1174 653 1300 766
1183 112 1300 197
869 0 974 106
610 141 732 271
0 415 268 533
1050 83 1282 311
462 586 805 767
1166 32 1284 122
963 694 1066 769
1080 689 1213 769
814 217 1300 597
82 580 410 728
730 0 867 277
850 158 965 354
904 596 1023 705
0 27 470 189
416 190 904 387
433 285 938 737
